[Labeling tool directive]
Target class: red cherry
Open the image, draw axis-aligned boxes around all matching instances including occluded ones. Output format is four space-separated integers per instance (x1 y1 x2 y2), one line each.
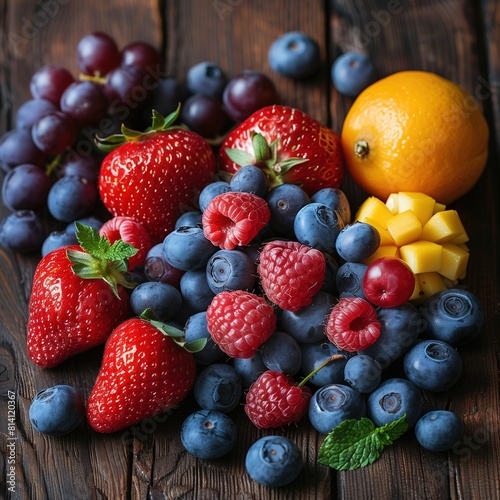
362 257 415 308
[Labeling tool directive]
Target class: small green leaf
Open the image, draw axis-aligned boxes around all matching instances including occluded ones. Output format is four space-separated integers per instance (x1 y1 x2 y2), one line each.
225 148 255 167
276 157 310 173
106 239 139 262
318 415 408 471
251 132 272 162
183 338 208 353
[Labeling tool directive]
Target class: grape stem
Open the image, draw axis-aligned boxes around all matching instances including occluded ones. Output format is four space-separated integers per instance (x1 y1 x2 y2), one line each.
298 354 345 388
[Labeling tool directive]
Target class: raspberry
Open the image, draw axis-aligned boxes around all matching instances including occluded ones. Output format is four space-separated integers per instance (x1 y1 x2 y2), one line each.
325 297 381 352
244 371 312 428
206 290 276 358
202 191 270 250
257 240 325 312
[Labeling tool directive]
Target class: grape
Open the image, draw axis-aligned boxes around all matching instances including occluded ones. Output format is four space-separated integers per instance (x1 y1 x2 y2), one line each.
180 94 229 138
222 70 278 123
60 81 109 127
76 32 121 76
0 210 45 253
47 176 97 222
16 99 58 129
30 64 74 105
143 77 187 119
2 163 52 211
31 111 77 155
186 61 228 99
121 41 162 71
105 65 150 108
0 129 46 171
60 154 101 184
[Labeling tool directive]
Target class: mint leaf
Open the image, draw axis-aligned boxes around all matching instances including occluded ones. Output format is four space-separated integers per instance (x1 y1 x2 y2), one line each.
106 239 138 262
318 415 408 471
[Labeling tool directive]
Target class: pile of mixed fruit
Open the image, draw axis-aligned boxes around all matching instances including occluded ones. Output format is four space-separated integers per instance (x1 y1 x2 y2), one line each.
0 32 486 487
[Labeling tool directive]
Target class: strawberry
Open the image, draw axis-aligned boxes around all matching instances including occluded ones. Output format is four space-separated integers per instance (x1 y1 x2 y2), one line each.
218 104 344 195
27 223 136 368
97 108 216 243
86 314 201 433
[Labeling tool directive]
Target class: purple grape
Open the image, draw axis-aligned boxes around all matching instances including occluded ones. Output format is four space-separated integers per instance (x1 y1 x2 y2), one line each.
0 210 45 253
121 41 162 71
60 154 100 184
144 77 187 119
76 32 121 76
60 81 109 127
222 71 278 123
16 99 58 129
2 163 52 211
105 65 150 108
31 111 77 155
186 61 228 99
180 94 229 138
30 65 74 105
0 129 45 171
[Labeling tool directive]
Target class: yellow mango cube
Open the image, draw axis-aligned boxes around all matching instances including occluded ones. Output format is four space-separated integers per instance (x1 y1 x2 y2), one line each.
364 217 394 245
433 202 447 214
409 279 422 302
421 210 467 243
386 210 422 246
415 272 448 302
399 241 442 274
355 196 394 225
363 245 399 265
385 193 399 214
440 243 470 280
397 192 436 225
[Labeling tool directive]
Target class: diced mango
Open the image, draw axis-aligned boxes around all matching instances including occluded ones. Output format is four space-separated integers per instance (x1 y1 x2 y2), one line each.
386 210 422 246
409 278 422 302
433 202 447 214
397 192 436 225
363 245 400 265
421 210 467 243
448 230 470 245
415 272 448 302
440 243 470 281
355 196 394 225
399 241 442 274
364 217 394 245
385 193 399 214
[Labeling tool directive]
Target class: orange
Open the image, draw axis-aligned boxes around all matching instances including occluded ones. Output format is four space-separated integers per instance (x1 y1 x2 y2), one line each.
341 71 489 205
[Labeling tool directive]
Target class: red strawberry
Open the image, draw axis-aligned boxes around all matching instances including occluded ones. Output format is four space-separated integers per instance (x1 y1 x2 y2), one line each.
206 290 276 358
86 316 197 433
257 240 326 312
202 191 270 250
97 108 216 243
244 370 312 428
27 223 136 368
325 297 381 352
218 105 344 195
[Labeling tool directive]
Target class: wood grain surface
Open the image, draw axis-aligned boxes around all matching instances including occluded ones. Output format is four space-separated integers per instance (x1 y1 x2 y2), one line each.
1 1 499 499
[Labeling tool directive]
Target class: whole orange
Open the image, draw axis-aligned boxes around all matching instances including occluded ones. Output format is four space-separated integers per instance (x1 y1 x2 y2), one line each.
341 71 489 205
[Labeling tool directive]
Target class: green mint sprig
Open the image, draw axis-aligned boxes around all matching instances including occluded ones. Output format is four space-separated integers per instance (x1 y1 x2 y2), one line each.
318 414 408 471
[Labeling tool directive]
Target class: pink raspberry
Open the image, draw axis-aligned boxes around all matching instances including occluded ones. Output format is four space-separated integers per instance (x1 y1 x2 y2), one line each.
202 191 270 250
325 297 381 352
206 290 276 358
257 240 325 312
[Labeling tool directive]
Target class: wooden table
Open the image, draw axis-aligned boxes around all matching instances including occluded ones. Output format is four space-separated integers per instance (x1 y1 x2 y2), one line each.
1 1 499 498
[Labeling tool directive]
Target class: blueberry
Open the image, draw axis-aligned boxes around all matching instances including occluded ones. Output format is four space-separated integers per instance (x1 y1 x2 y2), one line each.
163 226 217 271
321 253 339 294
308 384 366 435
419 288 484 346
245 435 303 487
0 210 45 253
180 269 216 313
336 262 368 299
198 181 231 212
331 52 376 97
65 216 103 235
415 410 465 452
367 378 422 428
268 32 321 79
229 165 269 198
361 302 422 368
344 354 382 393
335 222 380 262
186 61 228 99
185 311 225 365
181 409 237 459
265 184 310 237
260 331 302 376
233 352 268 388
300 341 348 387
206 249 256 294
294 202 342 254
311 187 351 224
42 230 79 257
47 175 97 222
175 210 203 229
403 340 463 392
143 243 184 287
194 363 242 413
130 281 182 321
281 291 335 343
29 385 85 436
